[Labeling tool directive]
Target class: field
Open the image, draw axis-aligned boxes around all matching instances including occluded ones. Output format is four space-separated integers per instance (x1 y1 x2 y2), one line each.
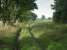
0 19 67 50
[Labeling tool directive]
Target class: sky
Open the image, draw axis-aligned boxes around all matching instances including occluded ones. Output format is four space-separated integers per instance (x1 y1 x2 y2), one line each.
33 0 54 18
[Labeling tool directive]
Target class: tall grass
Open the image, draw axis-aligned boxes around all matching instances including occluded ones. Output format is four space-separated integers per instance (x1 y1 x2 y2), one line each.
0 20 67 50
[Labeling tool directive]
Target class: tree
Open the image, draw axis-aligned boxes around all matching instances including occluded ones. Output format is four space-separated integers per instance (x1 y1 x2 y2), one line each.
52 0 67 23
0 0 38 24
0 0 38 50
31 12 37 21
41 15 45 20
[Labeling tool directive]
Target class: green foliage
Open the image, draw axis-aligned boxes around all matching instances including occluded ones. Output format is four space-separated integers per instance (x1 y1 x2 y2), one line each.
47 42 64 50
0 0 37 24
30 21 67 50
18 11 37 22
1 19 67 50
52 0 67 23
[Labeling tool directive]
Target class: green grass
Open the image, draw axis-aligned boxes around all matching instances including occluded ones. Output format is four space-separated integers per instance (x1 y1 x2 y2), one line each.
0 20 67 50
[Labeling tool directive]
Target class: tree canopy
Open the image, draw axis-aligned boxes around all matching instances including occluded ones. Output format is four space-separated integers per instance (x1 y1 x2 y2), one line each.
52 0 67 23
0 0 38 24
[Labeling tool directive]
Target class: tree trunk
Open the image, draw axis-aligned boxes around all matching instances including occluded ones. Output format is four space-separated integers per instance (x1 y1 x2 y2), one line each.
13 28 22 50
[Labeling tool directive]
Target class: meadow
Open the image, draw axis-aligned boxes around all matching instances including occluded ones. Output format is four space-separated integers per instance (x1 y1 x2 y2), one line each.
0 19 67 50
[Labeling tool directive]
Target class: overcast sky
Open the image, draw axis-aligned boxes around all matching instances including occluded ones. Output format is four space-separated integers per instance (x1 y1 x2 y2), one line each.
33 0 54 18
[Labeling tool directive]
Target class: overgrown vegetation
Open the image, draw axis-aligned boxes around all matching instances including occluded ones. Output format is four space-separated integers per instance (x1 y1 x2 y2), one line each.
0 0 67 50
0 20 67 50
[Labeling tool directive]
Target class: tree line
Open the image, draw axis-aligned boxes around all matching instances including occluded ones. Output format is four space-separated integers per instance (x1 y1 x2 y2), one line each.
52 0 67 23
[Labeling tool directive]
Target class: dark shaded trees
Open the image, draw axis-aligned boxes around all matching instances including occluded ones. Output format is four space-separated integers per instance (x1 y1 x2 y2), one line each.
52 0 67 23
